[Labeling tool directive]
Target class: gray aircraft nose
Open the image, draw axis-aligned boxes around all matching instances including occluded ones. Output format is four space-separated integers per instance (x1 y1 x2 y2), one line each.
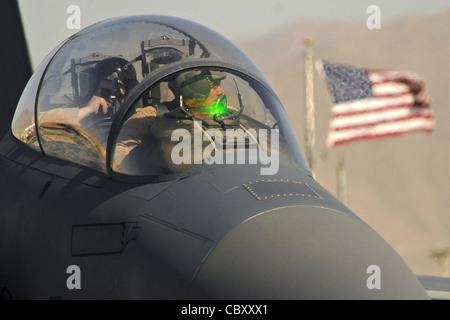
192 205 428 299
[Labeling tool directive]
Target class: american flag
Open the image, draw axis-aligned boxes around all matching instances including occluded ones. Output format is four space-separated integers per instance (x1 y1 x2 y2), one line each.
317 60 435 147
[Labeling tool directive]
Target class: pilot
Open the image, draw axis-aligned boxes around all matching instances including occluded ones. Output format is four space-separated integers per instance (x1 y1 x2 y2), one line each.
114 70 228 172
78 57 139 122
173 70 227 117
38 57 139 131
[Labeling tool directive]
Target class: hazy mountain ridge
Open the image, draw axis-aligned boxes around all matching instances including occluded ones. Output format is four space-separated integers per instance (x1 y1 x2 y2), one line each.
237 10 450 276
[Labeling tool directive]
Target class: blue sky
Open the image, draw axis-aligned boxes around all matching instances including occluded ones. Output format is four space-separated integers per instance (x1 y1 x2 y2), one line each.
18 0 450 68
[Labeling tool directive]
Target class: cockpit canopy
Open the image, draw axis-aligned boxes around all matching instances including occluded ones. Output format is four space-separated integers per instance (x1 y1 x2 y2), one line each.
11 15 309 179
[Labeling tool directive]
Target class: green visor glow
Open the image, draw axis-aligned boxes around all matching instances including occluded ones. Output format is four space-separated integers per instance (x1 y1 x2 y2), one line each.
190 94 228 118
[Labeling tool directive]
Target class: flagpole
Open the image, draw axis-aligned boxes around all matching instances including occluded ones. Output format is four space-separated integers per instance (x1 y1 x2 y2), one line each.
304 37 315 177
430 248 450 277
336 157 348 205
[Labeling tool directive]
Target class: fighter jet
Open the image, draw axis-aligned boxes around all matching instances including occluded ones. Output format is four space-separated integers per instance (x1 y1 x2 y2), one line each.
0 13 432 300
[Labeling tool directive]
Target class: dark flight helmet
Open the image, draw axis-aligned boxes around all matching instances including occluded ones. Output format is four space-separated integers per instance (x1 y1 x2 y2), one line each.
94 57 138 102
